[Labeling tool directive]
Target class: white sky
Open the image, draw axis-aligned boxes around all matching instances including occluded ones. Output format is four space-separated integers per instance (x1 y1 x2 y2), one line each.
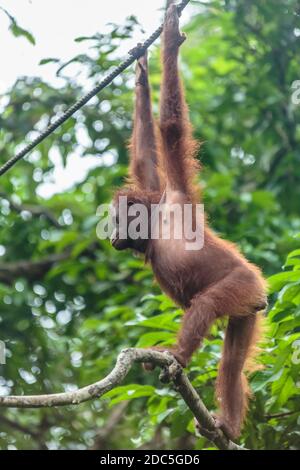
0 0 191 197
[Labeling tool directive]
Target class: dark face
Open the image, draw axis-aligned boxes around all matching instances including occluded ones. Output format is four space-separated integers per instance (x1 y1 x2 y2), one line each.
110 192 151 253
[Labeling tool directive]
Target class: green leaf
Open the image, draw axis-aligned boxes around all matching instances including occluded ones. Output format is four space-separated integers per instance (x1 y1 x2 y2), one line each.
287 249 300 260
1 7 35 44
39 58 60 66
252 191 276 209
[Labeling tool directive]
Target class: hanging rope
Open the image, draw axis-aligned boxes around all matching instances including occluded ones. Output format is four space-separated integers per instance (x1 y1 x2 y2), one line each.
0 0 190 177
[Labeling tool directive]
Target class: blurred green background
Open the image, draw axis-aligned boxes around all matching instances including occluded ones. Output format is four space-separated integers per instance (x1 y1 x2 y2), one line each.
0 0 300 450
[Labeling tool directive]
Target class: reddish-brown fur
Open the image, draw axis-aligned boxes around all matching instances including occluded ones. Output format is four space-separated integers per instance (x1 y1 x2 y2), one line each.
112 2 268 439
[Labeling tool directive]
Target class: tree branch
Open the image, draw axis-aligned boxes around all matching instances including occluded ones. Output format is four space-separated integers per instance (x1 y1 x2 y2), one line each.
0 192 61 228
265 411 299 420
0 348 246 450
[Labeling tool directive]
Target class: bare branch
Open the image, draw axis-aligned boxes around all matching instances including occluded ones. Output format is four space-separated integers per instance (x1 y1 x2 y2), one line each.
0 243 97 285
0 348 246 450
0 252 69 285
91 401 129 450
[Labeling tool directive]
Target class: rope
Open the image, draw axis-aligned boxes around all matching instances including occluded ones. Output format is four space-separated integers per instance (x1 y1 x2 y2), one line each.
0 0 190 177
